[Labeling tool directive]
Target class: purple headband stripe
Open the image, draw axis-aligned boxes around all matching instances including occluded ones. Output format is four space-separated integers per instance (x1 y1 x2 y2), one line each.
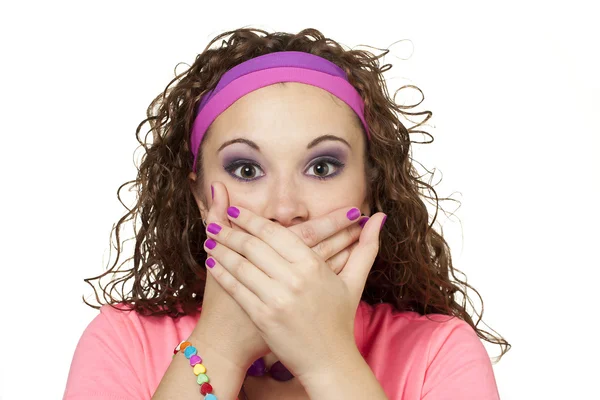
196 51 348 112
190 51 370 172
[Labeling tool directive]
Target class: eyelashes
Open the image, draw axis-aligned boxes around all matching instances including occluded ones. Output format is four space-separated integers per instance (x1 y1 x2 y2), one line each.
223 157 346 183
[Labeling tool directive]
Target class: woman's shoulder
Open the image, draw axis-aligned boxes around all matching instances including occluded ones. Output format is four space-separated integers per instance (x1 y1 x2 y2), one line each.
93 303 200 336
357 300 482 356
82 303 200 378
358 300 471 330
356 301 497 399
65 304 202 399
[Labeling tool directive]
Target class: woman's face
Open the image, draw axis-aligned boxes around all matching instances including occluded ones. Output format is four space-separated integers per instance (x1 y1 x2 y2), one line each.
190 82 370 228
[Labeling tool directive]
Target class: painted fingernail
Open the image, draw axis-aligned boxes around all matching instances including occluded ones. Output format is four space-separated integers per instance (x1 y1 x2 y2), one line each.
227 206 240 218
206 257 216 268
359 217 369 228
346 207 360 221
205 239 217 250
211 185 214 200
380 215 387 230
207 223 222 235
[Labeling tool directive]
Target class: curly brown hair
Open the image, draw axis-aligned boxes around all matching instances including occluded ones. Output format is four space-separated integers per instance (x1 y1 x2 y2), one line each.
84 27 510 362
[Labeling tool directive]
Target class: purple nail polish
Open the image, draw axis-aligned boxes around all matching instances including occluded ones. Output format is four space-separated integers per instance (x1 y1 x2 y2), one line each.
359 217 369 228
211 185 214 200
205 239 217 250
227 206 240 218
346 208 360 221
206 257 216 268
380 215 387 230
207 223 222 235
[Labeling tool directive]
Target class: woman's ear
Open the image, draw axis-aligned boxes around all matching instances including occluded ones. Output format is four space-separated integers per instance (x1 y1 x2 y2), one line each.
188 171 209 221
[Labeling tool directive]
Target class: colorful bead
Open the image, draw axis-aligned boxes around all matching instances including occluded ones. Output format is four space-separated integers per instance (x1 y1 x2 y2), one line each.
269 361 294 381
193 363 206 375
184 346 197 359
175 340 215 397
246 358 267 377
189 354 202 365
196 373 209 384
179 341 191 351
200 382 213 395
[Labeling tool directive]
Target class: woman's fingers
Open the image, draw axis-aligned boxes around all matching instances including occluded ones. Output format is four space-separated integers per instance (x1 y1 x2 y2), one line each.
203 255 265 318
207 183 369 270
309 217 367 262
325 241 359 274
205 220 291 289
223 205 366 264
204 228 277 302
287 206 368 248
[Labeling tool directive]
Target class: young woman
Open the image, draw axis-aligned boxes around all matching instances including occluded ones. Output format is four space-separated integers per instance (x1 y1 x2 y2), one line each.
64 27 510 400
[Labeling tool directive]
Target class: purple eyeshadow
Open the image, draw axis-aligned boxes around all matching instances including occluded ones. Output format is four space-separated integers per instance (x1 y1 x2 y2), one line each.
307 146 348 164
221 151 258 166
220 144 349 172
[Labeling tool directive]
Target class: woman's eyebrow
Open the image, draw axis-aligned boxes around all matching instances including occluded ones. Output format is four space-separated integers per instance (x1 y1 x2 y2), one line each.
307 134 352 150
217 134 352 153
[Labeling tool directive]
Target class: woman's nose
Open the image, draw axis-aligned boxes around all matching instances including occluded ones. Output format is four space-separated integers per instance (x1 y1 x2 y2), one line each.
262 186 308 228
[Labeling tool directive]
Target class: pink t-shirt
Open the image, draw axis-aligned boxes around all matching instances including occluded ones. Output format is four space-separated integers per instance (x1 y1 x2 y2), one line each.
63 301 500 399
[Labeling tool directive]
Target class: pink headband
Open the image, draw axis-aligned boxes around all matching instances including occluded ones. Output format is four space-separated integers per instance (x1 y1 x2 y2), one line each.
189 51 370 172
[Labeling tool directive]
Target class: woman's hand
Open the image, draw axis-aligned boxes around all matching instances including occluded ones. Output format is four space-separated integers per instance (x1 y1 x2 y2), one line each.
202 201 386 380
192 181 371 370
190 182 268 370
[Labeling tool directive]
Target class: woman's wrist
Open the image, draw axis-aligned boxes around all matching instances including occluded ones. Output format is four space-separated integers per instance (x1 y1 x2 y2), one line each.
297 344 388 400
183 330 248 400
189 315 260 372
296 340 362 387
188 329 250 374
153 327 248 400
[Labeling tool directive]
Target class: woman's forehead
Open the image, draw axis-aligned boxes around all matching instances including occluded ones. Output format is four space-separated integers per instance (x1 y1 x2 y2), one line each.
205 83 363 148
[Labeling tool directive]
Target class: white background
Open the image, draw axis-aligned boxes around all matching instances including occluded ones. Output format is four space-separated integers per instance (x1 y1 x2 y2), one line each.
1 1 598 399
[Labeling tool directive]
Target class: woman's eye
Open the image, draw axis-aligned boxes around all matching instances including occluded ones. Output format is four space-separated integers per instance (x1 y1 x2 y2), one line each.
224 157 345 182
227 162 265 181
306 158 345 180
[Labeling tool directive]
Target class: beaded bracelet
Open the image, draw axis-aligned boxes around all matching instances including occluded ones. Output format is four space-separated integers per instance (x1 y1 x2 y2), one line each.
173 340 217 399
